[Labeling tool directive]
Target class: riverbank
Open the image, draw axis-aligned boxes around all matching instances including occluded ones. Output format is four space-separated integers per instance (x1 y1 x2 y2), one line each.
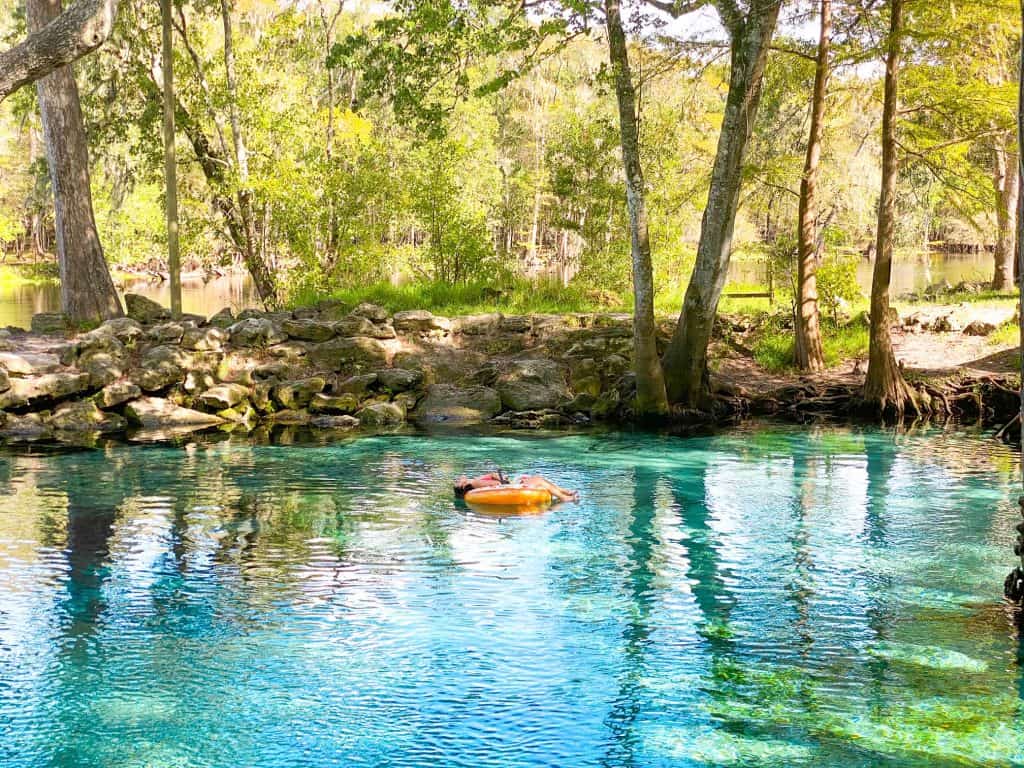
0 294 1017 447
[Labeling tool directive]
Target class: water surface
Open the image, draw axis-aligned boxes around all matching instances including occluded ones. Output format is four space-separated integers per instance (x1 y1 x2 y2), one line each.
0 426 1022 767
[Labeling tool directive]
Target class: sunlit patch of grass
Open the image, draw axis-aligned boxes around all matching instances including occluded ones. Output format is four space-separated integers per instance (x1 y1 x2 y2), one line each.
987 321 1019 347
0 263 59 286
752 315 869 373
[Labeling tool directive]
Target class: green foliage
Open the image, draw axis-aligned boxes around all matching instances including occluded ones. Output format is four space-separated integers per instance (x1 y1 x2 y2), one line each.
817 251 863 321
752 314 869 372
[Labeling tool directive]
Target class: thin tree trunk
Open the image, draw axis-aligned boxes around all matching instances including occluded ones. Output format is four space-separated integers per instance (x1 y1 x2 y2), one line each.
604 0 668 417
794 0 830 371
27 0 122 323
863 0 918 418
160 0 181 316
993 142 1018 290
661 1 781 407
220 0 275 304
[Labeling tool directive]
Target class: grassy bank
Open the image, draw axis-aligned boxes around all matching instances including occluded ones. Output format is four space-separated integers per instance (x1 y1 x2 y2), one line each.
0 263 59 287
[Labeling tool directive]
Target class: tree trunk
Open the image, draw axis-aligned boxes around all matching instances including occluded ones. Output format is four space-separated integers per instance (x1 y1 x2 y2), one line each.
220 0 276 305
0 0 118 103
794 0 830 372
27 0 122 323
661 2 781 407
604 0 668 417
863 0 918 418
992 142 1018 291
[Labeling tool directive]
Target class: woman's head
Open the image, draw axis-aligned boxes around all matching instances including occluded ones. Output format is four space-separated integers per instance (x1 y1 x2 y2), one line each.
454 475 472 497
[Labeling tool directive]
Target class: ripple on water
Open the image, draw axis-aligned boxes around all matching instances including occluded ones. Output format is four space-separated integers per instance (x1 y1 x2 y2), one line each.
0 426 1021 767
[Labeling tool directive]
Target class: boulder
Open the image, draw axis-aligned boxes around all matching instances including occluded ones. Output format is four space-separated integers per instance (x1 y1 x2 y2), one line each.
332 316 376 337
199 383 251 411
350 302 389 323
376 368 423 393
393 310 451 333
282 318 336 342
148 321 186 344
251 381 276 413
181 326 227 351
217 403 258 425
495 359 570 412
366 324 397 340
125 294 171 324
267 341 311 359
334 373 378 395
136 346 192 392
0 371 91 410
79 351 124 388
75 327 127 357
0 352 40 376
254 361 296 381
0 412 49 440
124 397 225 428
963 320 997 337
932 313 964 333
309 336 388 371
99 317 145 343
184 370 217 394
207 307 236 329
414 384 502 425
95 380 142 409
30 312 67 334
217 351 258 385
310 414 359 429
456 313 502 335
499 315 531 333
356 401 405 426
228 317 287 347
270 409 311 425
49 400 127 433
273 377 326 410
309 392 359 414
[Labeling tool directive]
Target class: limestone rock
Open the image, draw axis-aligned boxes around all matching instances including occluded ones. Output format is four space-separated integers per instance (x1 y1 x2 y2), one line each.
217 352 257 385
137 346 192 392
273 377 326 410
414 384 501 425
99 317 145 343
0 371 91 410
365 323 397 340
495 359 570 411
0 412 50 439
125 294 171 324
0 352 40 376
49 400 127 433
499 315 531 333
456 313 502 335
334 373 378 395
228 317 287 347
148 321 185 344
251 381 276 413
270 409 311 424
208 307 236 328
377 368 423 393
79 351 124 388
350 302 389 323
356 401 405 426
124 397 225 428
331 316 376 337
76 327 127 357
31 312 67 334
963 320 997 337
267 341 311 359
217 403 257 425
181 326 227 351
309 414 359 429
282 318 336 342
184 370 217 394
309 392 359 414
95 380 141 409
0 366 9 393
932 314 964 333
199 383 251 410
309 336 388 371
393 310 451 333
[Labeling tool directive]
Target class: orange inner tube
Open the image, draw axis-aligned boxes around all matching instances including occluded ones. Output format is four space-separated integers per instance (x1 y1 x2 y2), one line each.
463 485 553 507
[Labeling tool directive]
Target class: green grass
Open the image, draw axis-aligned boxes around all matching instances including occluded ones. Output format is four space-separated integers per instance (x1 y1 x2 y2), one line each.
0 263 59 287
897 288 1018 307
988 321 1020 347
752 316 870 372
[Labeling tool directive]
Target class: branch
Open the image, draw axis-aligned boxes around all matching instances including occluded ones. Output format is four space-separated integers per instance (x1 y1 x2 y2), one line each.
643 0 709 17
0 0 119 103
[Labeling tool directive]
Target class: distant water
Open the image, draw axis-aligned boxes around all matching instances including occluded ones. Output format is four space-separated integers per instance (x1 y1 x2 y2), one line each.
1 425 1023 767
0 272 258 329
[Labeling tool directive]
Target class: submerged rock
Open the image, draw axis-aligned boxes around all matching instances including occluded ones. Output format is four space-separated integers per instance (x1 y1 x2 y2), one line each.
125 294 171 324
124 397 225 428
414 384 501 425
356 401 405 426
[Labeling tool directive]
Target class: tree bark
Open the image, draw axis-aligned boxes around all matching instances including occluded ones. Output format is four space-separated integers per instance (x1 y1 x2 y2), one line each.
863 0 917 418
661 0 781 407
0 0 118 103
992 141 1018 291
27 0 122 323
604 0 669 417
794 0 830 372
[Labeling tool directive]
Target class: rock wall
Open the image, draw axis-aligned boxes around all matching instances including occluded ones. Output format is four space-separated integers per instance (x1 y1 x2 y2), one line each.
0 295 641 444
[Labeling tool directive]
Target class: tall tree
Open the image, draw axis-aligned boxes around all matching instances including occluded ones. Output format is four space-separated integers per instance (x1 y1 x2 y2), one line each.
604 0 669 416
661 0 782 407
27 0 122 322
793 0 830 371
0 0 118 103
863 0 917 416
991 138 1018 290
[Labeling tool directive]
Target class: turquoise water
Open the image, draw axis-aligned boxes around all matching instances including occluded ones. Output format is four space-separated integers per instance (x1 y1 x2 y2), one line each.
0 426 1023 767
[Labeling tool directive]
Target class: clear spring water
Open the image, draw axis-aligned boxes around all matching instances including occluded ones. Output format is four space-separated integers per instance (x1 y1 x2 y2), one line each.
0 426 1023 768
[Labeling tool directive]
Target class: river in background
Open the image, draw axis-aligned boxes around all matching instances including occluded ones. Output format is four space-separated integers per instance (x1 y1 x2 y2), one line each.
0 273 258 329
0 251 1000 329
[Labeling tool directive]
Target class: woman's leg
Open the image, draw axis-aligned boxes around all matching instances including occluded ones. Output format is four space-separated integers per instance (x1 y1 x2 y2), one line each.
519 475 579 502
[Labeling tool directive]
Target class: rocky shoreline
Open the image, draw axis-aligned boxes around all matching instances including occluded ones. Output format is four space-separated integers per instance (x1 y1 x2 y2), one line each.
0 294 1015 447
